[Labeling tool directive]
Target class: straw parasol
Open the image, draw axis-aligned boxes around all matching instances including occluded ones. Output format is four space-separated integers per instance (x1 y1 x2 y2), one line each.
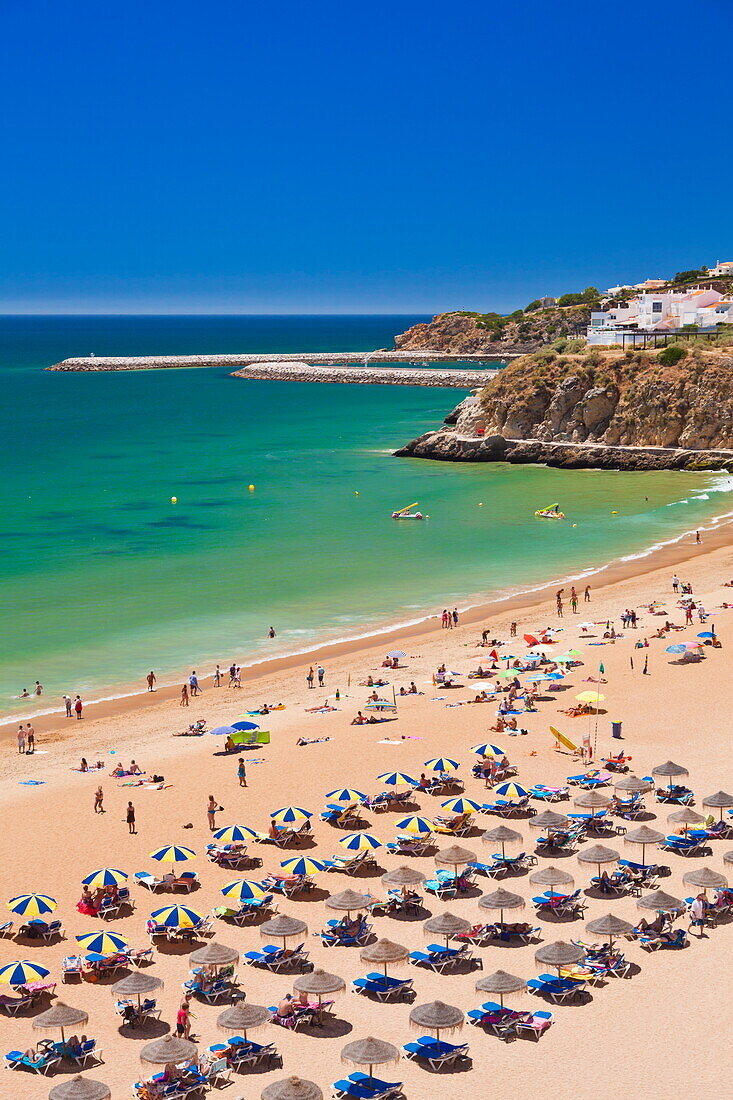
293 968 346 1015
585 913 634 948
422 912 471 948
217 1003 271 1039
667 808 704 834
724 852 733 867
530 865 574 898
140 1035 198 1065
475 970 526 1007
636 890 683 913
614 775 652 794
481 826 522 857
577 844 620 877
702 791 733 820
189 942 239 969
682 867 728 892
652 761 689 791
381 866 426 887
33 1003 89 1042
434 846 477 877
574 790 611 813
49 1079 111 1100
624 825 664 864
408 1000 463 1039
111 973 162 1007
534 940 583 975
478 888 526 924
359 939 409 978
528 810 570 831
326 890 374 915
341 1037 400 1083
259 915 308 944
261 1078 323 1100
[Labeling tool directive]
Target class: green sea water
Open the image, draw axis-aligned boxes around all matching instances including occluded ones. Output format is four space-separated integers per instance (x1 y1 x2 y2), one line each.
2 315 731 719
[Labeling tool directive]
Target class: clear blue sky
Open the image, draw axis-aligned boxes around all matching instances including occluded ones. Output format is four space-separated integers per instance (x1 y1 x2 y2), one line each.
1 0 729 314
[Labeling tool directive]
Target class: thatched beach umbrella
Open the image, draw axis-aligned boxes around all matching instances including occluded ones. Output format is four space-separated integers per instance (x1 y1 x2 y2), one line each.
423 912 471 948
434 845 477 878
475 970 526 1008
189 942 239 970
652 761 689 791
574 790 611 815
624 825 665 865
111 972 163 1007
259 915 308 944
667 808 704 835
724 851 733 867
479 888 525 924
217 1002 270 1039
381 866 426 887
529 810 570 831
140 1034 198 1065
33 1003 88 1043
326 890 373 916
636 890 683 913
261 1078 323 1100
293 969 345 1016
682 866 728 894
49 1079 111 1100
702 791 733 820
614 775 652 794
577 844 620 878
530 865 574 898
408 1000 463 1040
534 940 583 976
360 939 409 978
585 913 634 949
482 826 522 857
341 1037 400 1083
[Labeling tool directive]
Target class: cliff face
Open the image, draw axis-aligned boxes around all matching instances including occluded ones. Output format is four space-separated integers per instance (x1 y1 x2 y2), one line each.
395 347 733 470
394 305 591 355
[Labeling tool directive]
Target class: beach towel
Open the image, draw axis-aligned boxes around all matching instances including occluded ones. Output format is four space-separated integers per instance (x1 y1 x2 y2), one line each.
19 779 45 785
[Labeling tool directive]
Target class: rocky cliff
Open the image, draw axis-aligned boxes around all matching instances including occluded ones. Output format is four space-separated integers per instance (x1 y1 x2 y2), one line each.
395 346 733 471
393 305 592 355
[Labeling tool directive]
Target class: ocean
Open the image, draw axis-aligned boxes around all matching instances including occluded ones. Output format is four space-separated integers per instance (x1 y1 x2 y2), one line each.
2 314 731 719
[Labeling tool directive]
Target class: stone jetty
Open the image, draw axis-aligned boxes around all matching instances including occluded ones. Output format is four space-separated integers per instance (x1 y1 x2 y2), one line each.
229 362 499 387
47 350 510 373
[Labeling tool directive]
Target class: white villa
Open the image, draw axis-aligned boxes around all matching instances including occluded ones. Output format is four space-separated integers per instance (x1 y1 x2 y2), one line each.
588 286 733 345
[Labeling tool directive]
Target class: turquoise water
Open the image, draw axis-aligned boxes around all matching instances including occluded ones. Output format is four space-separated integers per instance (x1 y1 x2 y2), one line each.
2 315 731 717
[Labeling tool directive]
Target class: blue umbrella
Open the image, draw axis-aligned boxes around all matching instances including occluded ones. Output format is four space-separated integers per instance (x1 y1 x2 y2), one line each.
665 644 687 654
209 725 238 737
231 721 259 732
696 631 714 639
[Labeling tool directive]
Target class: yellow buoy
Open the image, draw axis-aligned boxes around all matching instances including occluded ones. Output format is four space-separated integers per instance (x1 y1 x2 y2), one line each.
572 523 577 527
611 510 618 514
478 502 483 507
171 496 177 504
248 484 255 491
354 491 359 495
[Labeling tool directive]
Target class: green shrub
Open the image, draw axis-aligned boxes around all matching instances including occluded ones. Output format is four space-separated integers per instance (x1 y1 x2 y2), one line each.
658 345 687 366
525 299 541 312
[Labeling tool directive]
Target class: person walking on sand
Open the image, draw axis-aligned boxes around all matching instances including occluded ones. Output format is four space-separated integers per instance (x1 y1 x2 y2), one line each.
510 621 517 637
307 667 314 689
189 670 201 696
17 726 25 754
556 596 563 618
146 671 156 692
74 695 83 719
570 587 578 613
126 801 136 834
63 694 72 717
180 683 189 707
94 786 104 814
672 574 680 593
452 608 459 627
176 999 192 1039
695 530 701 544
207 795 219 830
214 664 221 687
25 723 34 754
584 584 591 602
237 757 247 787
317 665 325 687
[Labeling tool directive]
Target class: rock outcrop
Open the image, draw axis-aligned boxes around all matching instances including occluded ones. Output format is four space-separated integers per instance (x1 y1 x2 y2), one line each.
393 305 592 355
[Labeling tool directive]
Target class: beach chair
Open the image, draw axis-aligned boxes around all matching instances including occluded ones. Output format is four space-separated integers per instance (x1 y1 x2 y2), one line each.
409 943 475 972
323 850 374 875
62 955 84 981
530 784 569 802
515 1010 553 1039
467 1001 527 1038
467 858 506 878
200 1056 231 1087
98 895 121 920
363 791 393 813
352 973 414 1001
225 1037 279 1070
527 974 586 1003
27 919 64 941
404 1036 470 1070
320 803 361 828
0 992 34 1015
490 922 541 943
535 831 574 853
135 871 167 892
4 1049 62 1075
639 928 688 951
432 812 472 836
243 943 310 971
385 834 433 856
69 1038 101 1066
454 922 495 945
319 919 372 947
662 834 706 856
590 871 633 896
332 1072 403 1099
383 889 422 915
483 797 531 817
0 921 14 938
655 785 694 805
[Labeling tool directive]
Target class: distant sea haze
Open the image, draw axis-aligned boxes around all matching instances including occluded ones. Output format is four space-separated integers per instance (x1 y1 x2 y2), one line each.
1 314 731 717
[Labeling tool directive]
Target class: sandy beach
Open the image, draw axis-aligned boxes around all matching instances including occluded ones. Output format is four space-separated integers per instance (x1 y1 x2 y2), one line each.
1 533 732 1099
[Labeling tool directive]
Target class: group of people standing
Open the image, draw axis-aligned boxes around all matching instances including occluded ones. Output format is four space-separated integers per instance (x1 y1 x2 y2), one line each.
441 608 459 629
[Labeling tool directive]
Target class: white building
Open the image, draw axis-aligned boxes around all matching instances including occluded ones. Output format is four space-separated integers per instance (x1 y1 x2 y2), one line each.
709 260 733 277
588 287 733 345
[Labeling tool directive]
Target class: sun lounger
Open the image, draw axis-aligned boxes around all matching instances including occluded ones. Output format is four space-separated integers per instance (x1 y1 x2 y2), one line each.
404 1036 470 1070
0 992 34 1015
467 1001 527 1037
515 1010 553 1039
385 835 433 856
97 895 121 920
70 1038 101 1066
409 943 475 972
482 797 531 817
222 1037 279 1069
264 872 314 897
527 974 586 1002
135 871 167 891
432 812 473 836
332 1072 403 1099
655 786 694 804
21 919 64 941
4 1049 62 1074
62 955 84 981
453 922 495 945
0 921 14 938
662 835 707 856
319 919 372 946
467 858 506 878
639 927 688 951
530 785 569 802
242 943 310 971
323 850 375 874
352 973 414 1001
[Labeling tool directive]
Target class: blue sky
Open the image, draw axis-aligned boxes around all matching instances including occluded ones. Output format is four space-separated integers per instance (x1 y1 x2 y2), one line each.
1 0 729 314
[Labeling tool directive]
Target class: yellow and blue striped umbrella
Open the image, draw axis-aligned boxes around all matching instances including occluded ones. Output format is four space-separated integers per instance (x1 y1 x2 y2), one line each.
440 797 482 815
150 845 196 865
395 815 433 836
492 781 529 799
326 788 366 803
377 772 416 787
0 960 50 985
7 894 57 917
280 856 327 876
81 868 128 889
150 904 202 929
270 806 312 824
221 879 267 903
76 931 130 954
213 825 260 844
339 832 382 852
424 758 460 774
471 743 505 758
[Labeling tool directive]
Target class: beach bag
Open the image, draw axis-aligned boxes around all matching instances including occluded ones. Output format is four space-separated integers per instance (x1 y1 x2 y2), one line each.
153 774 164 783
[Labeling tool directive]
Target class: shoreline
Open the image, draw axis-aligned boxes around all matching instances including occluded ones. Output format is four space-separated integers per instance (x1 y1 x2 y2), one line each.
4 508 731 743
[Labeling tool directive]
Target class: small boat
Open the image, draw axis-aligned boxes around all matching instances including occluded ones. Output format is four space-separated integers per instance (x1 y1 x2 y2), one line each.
392 501 424 520
535 503 565 520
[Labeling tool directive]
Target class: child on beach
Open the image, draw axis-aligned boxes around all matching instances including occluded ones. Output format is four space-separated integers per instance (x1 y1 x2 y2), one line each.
237 758 247 787
94 786 104 813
